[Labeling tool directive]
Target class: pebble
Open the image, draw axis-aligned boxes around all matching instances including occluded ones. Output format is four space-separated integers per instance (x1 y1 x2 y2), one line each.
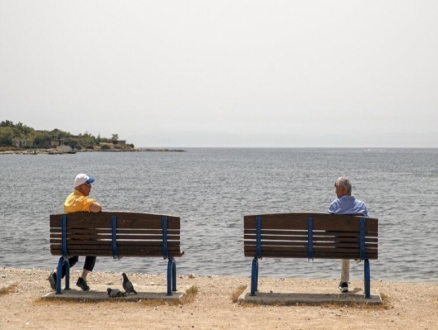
188 274 195 279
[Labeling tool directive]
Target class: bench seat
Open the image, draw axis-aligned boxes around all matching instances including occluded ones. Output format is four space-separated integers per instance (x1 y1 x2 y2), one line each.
50 211 183 295
244 213 378 298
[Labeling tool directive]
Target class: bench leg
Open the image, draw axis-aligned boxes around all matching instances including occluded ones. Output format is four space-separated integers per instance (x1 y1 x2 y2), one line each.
55 257 71 294
172 258 177 292
56 257 63 294
65 259 71 291
255 258 259 292
167 258 176 296
364 259 370 298
250 257 259 296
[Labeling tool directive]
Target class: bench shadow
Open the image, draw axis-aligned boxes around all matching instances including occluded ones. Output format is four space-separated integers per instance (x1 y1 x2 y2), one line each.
40 285 187 303
238 289 382 306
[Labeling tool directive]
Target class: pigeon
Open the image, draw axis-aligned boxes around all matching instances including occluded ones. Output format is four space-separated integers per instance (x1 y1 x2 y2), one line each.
122 272 137 294
107 288 126 298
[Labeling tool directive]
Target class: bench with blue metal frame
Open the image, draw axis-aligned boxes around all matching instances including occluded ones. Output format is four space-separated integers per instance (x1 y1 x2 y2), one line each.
49 211 184 295
244 213 378 298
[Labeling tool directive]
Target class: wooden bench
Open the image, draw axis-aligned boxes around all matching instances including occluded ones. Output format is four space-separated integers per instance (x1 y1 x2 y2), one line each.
244 213 378 298
50 211 184 295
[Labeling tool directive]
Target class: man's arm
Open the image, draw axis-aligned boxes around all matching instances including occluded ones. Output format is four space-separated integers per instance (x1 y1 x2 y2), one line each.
90 202 102 213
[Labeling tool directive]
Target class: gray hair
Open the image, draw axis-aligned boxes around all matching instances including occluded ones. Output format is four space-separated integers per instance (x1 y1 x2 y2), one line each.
336 177 352 195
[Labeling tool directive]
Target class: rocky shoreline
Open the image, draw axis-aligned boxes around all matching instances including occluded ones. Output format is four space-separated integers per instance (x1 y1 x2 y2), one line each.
0 148 186 155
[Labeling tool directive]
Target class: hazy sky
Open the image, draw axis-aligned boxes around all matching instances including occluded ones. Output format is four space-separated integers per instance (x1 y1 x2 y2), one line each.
1 1 437 147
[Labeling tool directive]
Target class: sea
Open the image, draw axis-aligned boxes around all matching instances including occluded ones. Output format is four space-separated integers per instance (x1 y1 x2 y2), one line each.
0 148 437 282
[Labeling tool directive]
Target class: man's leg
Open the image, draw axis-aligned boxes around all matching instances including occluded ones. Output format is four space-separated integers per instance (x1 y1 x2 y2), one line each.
341 259 350 283
81 256 96 280
338 259 350 292
76 256 96 291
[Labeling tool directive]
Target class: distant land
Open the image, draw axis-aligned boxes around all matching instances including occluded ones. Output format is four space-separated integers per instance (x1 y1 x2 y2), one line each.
0 120 185 154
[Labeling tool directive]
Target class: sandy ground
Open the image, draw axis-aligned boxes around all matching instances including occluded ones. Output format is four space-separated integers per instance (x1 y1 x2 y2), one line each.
0 268 437 330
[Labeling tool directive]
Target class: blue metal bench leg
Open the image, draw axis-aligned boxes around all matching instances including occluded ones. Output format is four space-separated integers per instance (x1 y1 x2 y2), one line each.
364 259 370 298
56 257 64 294
65 259 70 290
255 258 259 292
172 258 177 292
250 257 259 296
167 258 174 296
55 257 71 294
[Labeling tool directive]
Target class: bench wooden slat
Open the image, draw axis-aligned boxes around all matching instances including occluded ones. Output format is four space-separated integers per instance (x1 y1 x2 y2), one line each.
244 213 378 232
244 229 377 237
244 243 378 250
245 251 378 259
244 234 378 243
50 234 181 240
50 228 180 235
50 212 180 229
244 245 378 253
244 239 377 245
51 243 183 257
50 248 183 257
114 234 180 240
50 240 180 247
244 246 377 257
245 241 378 249
50 244 182 250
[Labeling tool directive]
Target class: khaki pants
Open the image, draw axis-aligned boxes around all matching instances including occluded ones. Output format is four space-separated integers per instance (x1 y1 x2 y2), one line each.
341 259 350 282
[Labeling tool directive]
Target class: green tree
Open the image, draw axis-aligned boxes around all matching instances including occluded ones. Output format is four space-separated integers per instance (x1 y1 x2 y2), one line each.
32 131 51 147
0 120 130 149
0 120 14 127
0 127 14 145
15 122 33 136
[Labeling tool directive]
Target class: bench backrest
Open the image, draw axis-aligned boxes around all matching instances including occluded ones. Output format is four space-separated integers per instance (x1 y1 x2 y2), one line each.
50 212 182 259
244 213 378 260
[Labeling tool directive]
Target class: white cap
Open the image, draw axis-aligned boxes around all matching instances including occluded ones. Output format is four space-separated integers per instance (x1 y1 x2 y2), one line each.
74 173 95 188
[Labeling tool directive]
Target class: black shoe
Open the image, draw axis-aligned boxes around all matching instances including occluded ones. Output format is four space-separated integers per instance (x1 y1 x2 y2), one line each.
48 272 57 290
76 277 90 291
338 281 348 293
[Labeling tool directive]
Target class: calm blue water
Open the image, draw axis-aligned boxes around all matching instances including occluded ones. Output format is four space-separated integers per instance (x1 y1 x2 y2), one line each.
0 148 437 282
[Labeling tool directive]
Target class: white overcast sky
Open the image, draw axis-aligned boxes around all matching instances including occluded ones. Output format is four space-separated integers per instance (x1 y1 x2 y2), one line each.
1 1 437 147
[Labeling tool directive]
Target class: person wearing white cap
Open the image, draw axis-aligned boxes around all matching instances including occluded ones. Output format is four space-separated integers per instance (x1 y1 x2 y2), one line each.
48 173 102 291
64 173 102 213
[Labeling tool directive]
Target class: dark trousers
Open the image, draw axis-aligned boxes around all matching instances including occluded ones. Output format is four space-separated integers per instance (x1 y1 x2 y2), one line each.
60 256 96 278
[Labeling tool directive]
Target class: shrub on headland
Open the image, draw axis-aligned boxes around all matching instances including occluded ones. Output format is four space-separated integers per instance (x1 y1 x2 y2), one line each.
0 120 133 150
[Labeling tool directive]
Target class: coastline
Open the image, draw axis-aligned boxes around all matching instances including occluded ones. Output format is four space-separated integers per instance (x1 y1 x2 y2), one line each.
0 147 186 155
1 267 436 330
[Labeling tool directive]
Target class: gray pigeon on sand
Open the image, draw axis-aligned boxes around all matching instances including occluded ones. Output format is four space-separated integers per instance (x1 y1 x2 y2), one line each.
107 288 126 298
122 272 137 294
